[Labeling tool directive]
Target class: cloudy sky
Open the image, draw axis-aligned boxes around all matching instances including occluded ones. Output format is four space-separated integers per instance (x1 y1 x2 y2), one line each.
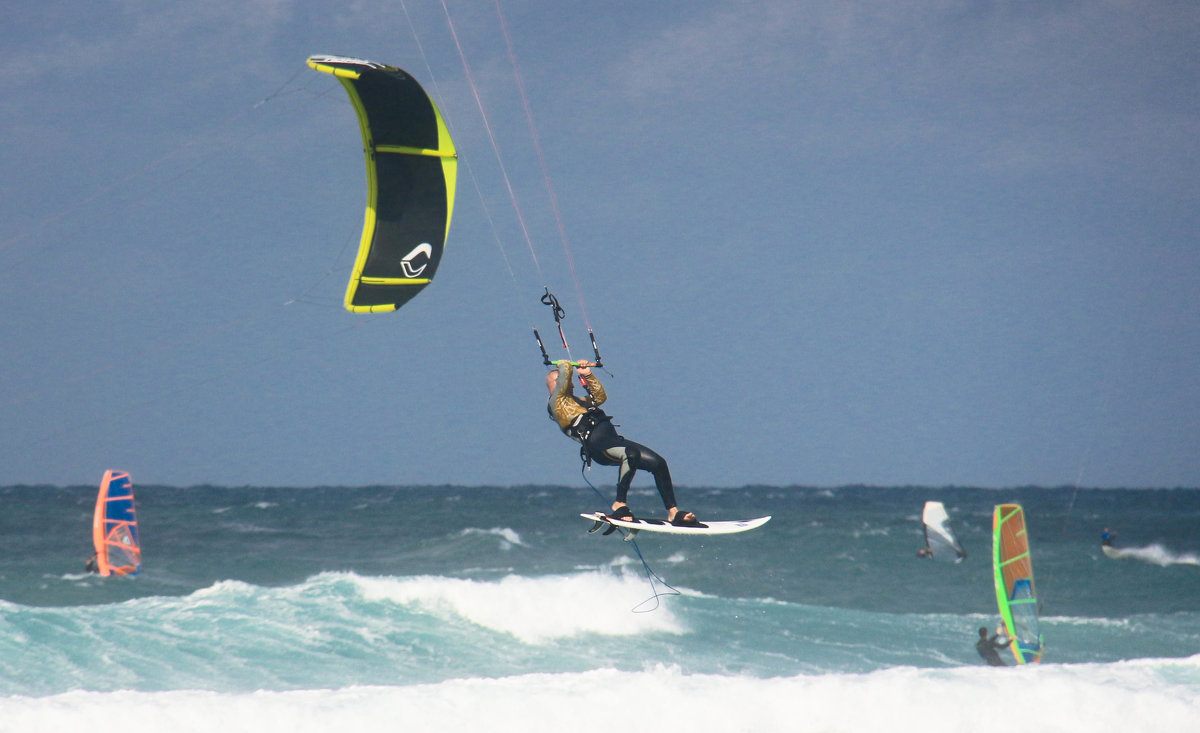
2 1 1197 490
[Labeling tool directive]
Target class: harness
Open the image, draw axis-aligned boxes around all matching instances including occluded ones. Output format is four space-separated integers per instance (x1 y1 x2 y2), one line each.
548 402 613 468
566 407 611 445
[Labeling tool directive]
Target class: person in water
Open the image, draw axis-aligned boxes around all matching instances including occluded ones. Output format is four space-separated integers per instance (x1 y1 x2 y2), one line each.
85 554 98 573
1101 527 1117 547
976 626 1011 666
546 360 699 525
916 547 933 559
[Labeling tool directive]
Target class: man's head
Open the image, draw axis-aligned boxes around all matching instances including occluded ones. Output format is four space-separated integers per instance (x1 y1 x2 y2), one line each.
978 626 989 638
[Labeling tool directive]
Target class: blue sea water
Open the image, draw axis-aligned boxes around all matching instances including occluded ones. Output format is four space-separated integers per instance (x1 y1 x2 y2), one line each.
1 484 1198 732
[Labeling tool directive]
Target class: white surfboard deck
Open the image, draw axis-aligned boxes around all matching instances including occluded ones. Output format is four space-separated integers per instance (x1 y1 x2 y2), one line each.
581 512 771 536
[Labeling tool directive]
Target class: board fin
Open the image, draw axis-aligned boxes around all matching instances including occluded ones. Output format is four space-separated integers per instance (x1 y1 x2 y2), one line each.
587 515 628 537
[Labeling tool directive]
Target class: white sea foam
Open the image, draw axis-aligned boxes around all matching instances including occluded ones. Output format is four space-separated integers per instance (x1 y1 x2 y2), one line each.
3 659 1198 733
457 526 525 548
1107 543 1200 566
350 571 684 643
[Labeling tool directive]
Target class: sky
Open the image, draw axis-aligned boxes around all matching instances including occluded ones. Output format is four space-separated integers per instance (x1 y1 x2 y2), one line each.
1 1 1198 490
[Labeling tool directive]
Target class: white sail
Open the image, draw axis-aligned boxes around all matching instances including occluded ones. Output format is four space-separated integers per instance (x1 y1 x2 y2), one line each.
922 501 966 562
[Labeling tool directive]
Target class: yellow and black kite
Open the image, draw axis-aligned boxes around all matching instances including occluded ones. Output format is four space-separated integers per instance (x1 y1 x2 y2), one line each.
308 55 458 313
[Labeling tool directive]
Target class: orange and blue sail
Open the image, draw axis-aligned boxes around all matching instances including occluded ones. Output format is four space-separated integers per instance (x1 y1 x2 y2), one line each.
92 470 141 577
992 504 1043 663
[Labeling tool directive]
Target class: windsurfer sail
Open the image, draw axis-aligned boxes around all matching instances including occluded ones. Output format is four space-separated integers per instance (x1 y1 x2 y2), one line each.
992 504 1043 664
307 55 458 313
921 501 966 562
92 470 141 577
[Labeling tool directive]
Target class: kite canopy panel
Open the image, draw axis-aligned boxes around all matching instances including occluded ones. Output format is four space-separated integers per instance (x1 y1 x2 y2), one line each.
308 55 458 313
92 470 141 577
992 504 1043 664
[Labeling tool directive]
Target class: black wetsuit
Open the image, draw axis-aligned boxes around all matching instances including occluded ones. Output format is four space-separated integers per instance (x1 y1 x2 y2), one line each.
548 363 678 513
976 634 1011 666
581 413 677 510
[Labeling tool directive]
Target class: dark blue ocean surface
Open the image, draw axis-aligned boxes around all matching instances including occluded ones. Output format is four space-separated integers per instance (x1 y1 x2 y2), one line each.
3 484 1197 614
1 484 1198 731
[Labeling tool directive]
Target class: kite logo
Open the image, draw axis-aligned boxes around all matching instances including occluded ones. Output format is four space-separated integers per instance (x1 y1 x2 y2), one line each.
401 243 434 278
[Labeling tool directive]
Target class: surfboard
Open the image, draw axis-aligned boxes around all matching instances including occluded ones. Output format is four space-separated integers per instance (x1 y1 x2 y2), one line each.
580 512 771 538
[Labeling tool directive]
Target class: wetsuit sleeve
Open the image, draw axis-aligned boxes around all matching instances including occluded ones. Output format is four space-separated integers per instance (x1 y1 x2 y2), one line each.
581 372 606 407
548 362 583 430
552 361 573 400
548 363 607 431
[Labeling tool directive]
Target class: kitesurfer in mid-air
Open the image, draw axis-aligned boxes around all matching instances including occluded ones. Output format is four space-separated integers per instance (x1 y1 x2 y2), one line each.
546 360 699 526
975 626 1011 666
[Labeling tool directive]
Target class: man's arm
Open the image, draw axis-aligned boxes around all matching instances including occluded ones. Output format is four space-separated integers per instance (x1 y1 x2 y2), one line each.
552 361 574 400
575 362 606 406
548 362 581 430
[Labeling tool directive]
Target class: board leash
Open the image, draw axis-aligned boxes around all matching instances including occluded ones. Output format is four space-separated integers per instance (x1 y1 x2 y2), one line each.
579 464 679 613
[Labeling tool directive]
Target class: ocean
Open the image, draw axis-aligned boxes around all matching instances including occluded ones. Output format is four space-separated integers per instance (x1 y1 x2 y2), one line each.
1 484 1198 732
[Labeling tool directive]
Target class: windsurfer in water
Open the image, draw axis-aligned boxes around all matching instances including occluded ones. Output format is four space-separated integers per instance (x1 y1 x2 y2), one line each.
975 626 1011 666
546 360 699 526
1101 527 1117 548
85 554 98 573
